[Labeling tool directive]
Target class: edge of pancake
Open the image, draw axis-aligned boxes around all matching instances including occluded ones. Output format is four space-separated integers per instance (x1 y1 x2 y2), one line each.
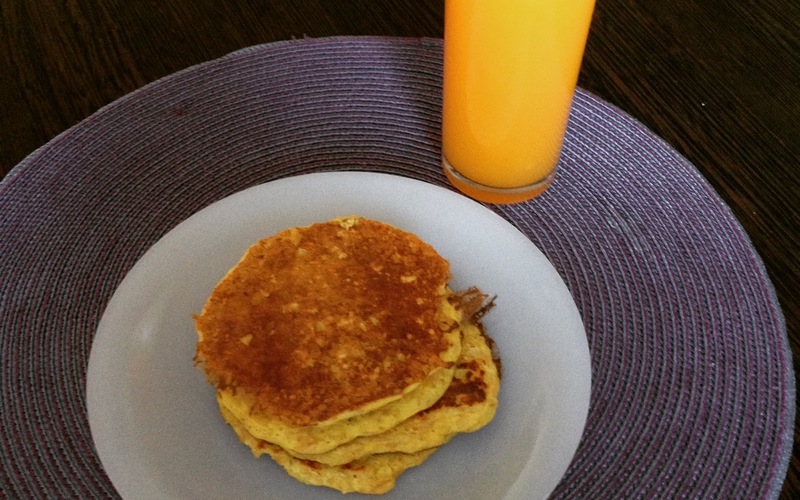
219 404 438 495
216 350 458 454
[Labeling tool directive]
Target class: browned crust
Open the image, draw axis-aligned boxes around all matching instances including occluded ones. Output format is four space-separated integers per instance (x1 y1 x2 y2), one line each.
194 217 456 426
417 358 487 415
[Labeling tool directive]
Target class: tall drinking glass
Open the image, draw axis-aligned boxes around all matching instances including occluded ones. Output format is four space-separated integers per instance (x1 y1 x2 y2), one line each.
442 0 596 204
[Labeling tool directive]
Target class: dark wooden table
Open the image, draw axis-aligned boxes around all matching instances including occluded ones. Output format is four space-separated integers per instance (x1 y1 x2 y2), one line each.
2 1 797 497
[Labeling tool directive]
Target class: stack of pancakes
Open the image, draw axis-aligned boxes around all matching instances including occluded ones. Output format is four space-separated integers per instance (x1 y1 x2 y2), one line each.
194 216 500 494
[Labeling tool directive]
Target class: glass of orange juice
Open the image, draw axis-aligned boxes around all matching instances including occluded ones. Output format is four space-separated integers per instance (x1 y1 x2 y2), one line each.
442 0 596 203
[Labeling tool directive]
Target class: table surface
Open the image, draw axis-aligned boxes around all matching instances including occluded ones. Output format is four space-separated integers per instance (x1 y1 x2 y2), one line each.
1 1 797 497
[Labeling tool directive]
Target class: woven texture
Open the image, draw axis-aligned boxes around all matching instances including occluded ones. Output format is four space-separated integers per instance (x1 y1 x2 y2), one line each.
0 37 793 499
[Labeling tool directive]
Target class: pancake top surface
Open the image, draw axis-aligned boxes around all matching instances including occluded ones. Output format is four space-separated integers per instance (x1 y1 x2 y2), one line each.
195 216 457 426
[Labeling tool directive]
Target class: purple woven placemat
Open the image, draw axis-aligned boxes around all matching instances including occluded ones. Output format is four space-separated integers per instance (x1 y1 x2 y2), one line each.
0 37 793 499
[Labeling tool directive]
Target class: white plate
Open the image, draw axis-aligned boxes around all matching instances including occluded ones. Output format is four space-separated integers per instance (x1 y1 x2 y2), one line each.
87 172 591 500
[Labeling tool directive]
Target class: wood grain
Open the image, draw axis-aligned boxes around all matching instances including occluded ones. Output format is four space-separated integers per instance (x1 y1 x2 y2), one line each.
1 0 797 496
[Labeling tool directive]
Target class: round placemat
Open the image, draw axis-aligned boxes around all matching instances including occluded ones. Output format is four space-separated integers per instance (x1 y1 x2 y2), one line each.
0 37 793 499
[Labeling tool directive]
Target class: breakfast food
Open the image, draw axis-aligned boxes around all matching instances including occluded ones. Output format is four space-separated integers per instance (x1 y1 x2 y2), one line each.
194 216 499 494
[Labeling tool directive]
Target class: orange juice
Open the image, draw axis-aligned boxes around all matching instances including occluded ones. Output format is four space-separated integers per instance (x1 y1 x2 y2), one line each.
442 0 595 203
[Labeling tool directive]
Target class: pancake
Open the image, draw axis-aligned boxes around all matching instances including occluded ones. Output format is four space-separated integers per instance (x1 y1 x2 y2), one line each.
195 216 501 494
195 216 463 452
220 404 437 495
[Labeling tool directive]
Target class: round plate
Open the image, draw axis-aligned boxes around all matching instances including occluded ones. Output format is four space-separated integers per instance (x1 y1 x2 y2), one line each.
86 172 591 500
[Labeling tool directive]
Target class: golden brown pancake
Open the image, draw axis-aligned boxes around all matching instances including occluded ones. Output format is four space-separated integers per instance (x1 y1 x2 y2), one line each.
195 216 460 424
195 217 462 444
195 216 500 494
